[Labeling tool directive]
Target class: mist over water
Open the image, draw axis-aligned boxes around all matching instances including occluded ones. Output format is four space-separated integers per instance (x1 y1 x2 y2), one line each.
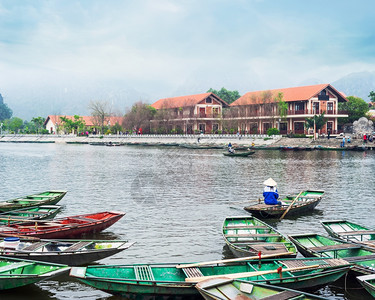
0 143 374 299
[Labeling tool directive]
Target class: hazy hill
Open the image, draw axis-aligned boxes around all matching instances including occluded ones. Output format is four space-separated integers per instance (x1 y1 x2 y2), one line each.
332 71 375 101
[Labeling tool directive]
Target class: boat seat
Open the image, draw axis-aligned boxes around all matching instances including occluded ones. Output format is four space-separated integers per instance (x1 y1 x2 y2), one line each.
262 290 301 300
224 225 268 229
0 262 34 273
182 267 204 278
63 241 92 252
134 265 155 281
346 254 375 262
279 258 349 269
247 243 289 255
22 241 50 251
224 233 279 238
339 230 375 236
309 243 362 252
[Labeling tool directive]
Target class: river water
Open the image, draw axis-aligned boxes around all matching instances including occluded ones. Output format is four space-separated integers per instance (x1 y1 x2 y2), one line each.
0 143 374 299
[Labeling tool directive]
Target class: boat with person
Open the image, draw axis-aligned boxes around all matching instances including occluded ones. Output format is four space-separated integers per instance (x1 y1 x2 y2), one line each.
0 238 135 265
0 256 70 290
244 190 325 218
195 277 329 300
0 211 125 239
69 257 350 298
223 150 255 157
0 190 67 212
289 233 375 275
222 216 297 258
321 220 375 247
357 274 375 298
0 205 62 224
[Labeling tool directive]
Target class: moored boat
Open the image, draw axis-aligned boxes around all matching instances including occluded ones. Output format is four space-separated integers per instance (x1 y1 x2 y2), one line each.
195 277 328 300
244 190 324 218
223 216 297 258
0 256 70 290
223 151 255 157
321 220 375 247
0 211 125 239
0 239 135 265
289 233 375 275
0 205 62 224
0 191 67 212
69 257 351 298
357 274 375 298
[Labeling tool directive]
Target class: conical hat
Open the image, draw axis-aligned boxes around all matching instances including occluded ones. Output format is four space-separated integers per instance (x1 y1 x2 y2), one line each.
263 178 277 186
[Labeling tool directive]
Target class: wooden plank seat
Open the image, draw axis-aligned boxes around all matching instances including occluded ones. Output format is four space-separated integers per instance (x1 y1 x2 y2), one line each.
225 233 279 238
22 241 50 251
0 262 34 273
182 267 204 278
279 258 349 269
345 254 375 262
247 243 288 255
262 290 301 300
309 243 362 253
63 241 92 252
339 230 375 236
224 225 269 230
134 265 155 281
13 199 49 202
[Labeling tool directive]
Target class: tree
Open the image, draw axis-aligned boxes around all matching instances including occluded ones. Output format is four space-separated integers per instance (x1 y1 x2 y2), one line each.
8 117 24 133
123 102 156 133
0 102 12 121
59 115 86 134
305 113 327 131
206 87 241 104
275 92 288 120
369 91 375 102
338 96 369 124
31 117 45 134
89 100 111 134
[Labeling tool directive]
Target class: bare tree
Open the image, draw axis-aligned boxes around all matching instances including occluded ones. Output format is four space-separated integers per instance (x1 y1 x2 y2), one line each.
89 100 111 134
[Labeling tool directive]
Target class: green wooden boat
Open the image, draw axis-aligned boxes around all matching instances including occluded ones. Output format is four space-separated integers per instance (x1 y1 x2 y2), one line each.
357 274 375 298
289 233 375 275
195 277 328 300
0 205 62 224
244 190 325 218
223 151 255 157
70 257 350 298
223 216 297 258
0 256 70 290
0 191 67 212
321 220 375 247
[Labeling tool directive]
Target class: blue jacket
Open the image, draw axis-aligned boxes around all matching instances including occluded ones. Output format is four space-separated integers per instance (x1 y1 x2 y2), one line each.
263 186 279 205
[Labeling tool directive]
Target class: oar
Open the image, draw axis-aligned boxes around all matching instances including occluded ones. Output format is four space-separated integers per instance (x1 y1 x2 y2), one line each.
185 264 319 282
279 191 304 221
176 252 294 269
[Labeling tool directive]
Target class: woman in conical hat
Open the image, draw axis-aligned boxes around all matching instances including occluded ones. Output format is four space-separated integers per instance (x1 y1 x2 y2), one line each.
263 178 281 205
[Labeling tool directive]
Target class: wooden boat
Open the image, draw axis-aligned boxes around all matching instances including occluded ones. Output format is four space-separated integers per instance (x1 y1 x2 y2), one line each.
244 190 324 218
289 233 375 275
0 205 62 224
223 151 255 157
222 216 297 258
0 211 125 239
321 220 375 247
0 190 67 212
357 274 375 298
0 256 70 290
195 277 328 300
0 239 135 266
69 257 350 298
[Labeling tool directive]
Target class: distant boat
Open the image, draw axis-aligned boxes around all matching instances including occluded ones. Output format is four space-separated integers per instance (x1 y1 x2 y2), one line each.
244 190 324 218
0 205 62 224
0 211 125 239
0 191 67 213
0 256 69 290
223 151 255 157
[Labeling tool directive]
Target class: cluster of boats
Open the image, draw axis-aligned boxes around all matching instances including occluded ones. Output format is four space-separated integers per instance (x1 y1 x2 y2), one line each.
2 190 375 299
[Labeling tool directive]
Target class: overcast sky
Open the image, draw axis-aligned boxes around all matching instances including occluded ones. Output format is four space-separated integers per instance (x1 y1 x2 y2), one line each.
0 0 374 118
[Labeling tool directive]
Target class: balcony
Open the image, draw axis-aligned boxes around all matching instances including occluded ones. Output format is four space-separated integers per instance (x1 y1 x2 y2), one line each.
172 113 222 119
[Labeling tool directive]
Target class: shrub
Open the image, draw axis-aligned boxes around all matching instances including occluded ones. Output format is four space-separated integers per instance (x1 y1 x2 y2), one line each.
267 128 280 136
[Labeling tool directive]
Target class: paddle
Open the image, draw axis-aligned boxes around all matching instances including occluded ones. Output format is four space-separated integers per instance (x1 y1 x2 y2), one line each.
176 252 294 269
279 191 304 221
185 264 319 282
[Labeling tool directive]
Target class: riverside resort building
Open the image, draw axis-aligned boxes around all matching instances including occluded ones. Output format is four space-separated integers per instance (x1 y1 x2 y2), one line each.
150 84 348 135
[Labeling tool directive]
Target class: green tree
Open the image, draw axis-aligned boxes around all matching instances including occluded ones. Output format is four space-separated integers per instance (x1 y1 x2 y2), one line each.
206 87 241 104
369 91 375 102
8 117 24 133
275 92 288 120
31 117 45 134
0 103 12 121
110 122 123 134
305 114 327 131
123 102 156 133
338 96 369 124
60 115 86 134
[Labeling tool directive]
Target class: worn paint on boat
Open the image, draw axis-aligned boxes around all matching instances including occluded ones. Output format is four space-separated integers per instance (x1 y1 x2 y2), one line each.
222 216 297 258
0 205 62 224
70 257 350 298
0 191 67 212
0 211 125 239
244 190 324 218
0 256 70 290
357 274 375 298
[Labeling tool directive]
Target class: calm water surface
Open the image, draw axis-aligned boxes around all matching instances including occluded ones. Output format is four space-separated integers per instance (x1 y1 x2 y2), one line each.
0 143 374 299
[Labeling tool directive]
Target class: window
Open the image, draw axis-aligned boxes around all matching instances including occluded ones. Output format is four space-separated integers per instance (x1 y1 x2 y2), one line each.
206 97 212 103
212 123 219 132
199 123 206 133
313 102 319 114
213 107 219 115
295 102 305 112
327 102 333 112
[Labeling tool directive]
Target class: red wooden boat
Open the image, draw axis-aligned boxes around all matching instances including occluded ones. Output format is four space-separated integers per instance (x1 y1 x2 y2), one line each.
0 211 125 239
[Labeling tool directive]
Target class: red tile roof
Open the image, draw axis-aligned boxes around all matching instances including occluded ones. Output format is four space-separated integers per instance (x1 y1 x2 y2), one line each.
231 84 347 106
44 115 124 127
151 92 227 109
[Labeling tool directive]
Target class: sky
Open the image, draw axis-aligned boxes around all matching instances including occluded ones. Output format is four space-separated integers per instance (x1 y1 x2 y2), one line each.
0 0 375 119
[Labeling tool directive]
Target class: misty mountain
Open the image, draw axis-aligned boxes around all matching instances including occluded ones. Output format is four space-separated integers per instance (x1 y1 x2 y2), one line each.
332 71 375 101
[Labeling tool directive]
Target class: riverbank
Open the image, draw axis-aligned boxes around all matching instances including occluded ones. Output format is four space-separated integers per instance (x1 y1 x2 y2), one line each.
0 134 373 150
